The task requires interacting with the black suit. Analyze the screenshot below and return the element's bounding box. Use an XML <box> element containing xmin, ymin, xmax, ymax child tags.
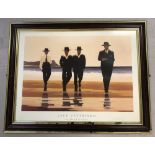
<box><xmin>60</xmin><ymin>55</ymin><xmax>72</xmax><ymax>91</ymax></box>
<box><xmin>42</xmin><ymin>56</ymin><xmax>51</xmax><ymax>91</ymax></box>
<box><xmin>73</xmin><ymin>54</ymin><xmax>86</xmax><ymax>91</ymax></box>
<box><xmin>98</xmin><ymin>50</ymin><xmax>115</xmax><ymax>93</ymax></box>
<box><xmin>42</xmin><ymin>62</ymin><xmax>51</xmax><ymax>85</ymax></box>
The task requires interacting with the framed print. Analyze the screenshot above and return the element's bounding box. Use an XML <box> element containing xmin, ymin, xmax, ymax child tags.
<box><xmin>5</xmin><ymin>21</ymin><xmax>151</xmax><ymax>133</ymax></box>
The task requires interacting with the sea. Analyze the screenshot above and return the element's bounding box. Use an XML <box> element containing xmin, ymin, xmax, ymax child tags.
<box><xmin>23</xmin><ymin>66</ymin><xmax>132</xmax><ymax>82</ymax></box>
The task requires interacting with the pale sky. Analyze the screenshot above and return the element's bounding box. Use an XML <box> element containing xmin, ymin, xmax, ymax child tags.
<box><xmin>23</xmin><ymin>30</ymin><xmax>133</xmax><ymax>66</ymax></box>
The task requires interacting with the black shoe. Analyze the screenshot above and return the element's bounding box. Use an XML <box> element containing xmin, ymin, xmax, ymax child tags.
<box><xmin>104</xmin><ymin>92</ymin><xmax>109</xmax><ymax>98</ymax></box>
<box><xmin>105</xmin><ymin>90</ymin><xmax>109</xmax><ymax>94</ymax></box>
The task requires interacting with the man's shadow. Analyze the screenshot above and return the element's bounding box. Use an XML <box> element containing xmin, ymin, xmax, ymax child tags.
<box><xmin>104</xmin><ymin>93</ymin><xmax>111</xmax><ymax>109</ymax></box>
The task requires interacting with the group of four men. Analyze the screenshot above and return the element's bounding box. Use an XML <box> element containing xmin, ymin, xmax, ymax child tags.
<box><xmin>40</xmin><ymin>42</ymin><xmax>115</xmax><ymax>94</ymax></box>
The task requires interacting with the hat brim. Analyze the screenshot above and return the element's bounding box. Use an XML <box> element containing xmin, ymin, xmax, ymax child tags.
<box><xmin>76</xmin><ymin>49</ymin><xmax>83</xmax><ymax>50</ymax></box>
<box><xmin>102</xmin><ymin>44</ymin><xmax>111</xmax><ymax>46</ymax></box>
<box><xmin>63</xmin><ymin>49</ymin><xmax>71</xmax><ymax>51</ymax></box>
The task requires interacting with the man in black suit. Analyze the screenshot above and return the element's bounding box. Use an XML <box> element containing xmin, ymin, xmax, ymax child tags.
<box><xmin>98</xmin><ymin>42</ymin><xmax>115</xmax><ymax>94</ymax></box>
<box><xmin>73</xmin><ymin>46</ymin><xmax>86</xmax><ymax>92</ymax></box>
<box><xmin>60</xmin><ymin>47</ymin><xmax>72</xmax><ymax>92</ymax></box>
<box><xmin>40</xmin><ymin>48</ymin><xmax>51</xmax><ymax>91</ymax></box>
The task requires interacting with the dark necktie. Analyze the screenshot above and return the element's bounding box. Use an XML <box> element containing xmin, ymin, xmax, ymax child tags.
<box><xmin>45</xmin><ymin>55</ymin><xmax>47</xmax><ymax>62</ymax></box>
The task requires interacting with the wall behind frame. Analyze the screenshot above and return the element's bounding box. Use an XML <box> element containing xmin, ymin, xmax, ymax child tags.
<box><xmin>0</xmin><ymin>18</ymin><xmax>154</xmax><ymax>137</ymax></box>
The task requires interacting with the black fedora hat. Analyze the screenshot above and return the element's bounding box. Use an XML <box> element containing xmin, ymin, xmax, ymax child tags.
<box><xmin>102</xmin><ymin>42</ymin><xmax>111</xmax><ymax>46</ymax></box>
<box><xmin>64</xmin><ymin>47</ymin><xmax>70</xmax><ymax>51</ymax></box>
<box><xmin>76</xmin><ymin>46</ymin><xmax>83</xmax><ymax>50</ymax></box>
<box><xmin>43</xmin><ymin>48</ymin><xmax>50</xmax><ymax>52</ymax></box>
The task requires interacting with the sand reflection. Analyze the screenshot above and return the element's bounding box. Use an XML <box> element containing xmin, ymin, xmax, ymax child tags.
<box><xmin>62</xmin><ymin>92</ymin><xmax>83</xmax><ymax>107</ymax></box>
<box><xmin>103</xmin><ymin>93</ymin><xmax>111</xmax><ymax>109</ymax></box>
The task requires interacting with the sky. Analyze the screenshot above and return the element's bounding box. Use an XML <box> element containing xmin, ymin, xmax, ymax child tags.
<box><xmin>23</xmin><ymin>30</ymin><xmax>134</xmax><ymax>66</ymax></box>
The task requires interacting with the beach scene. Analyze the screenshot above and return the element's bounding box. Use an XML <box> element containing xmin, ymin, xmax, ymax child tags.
<box><xmin>22</xmin><ymin>66</ymin><xmax>133</xmax><ymax>112</ymax></box>
<box><xmin>21</xmin><ymin>30</ymin><xmax>134</xmax><ymax>112</ymax></box>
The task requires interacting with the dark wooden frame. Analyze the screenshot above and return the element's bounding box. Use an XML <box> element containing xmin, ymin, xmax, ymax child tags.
<box><xmin>5</xmin><ymin>21</ymin><xmax>151</xmax><ymax>133</ymax></box>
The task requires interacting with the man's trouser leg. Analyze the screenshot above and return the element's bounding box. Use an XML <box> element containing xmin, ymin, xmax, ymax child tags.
<box><xmin>46</xmin><ymin>68</ymin><xmax>51</xmax><ymax>82</ymax></box>
<box><xmin>102</xmin><ymin>70</ymin><xmax>112</xmax><ymax>93</ymax></box>
<box><xmin>62</xmin><ymin>70</ymin><xmax>67</xmax><ymax>92</ymax></box>
<box><xmin>74</xmin><ymin>71</ymin><xmax>78</xmax><ymax>91</ymax></box>
<box><xmin>66</xmin><ymin>70</ymin><xmax>72</xmax><ymax>84</ymax></box>
<box><xmin>78</xmin><ymin>69</ymin><xmax>83</xmax><ymax>89</ymax></box>
<box><xmin>43</xmin><ymin>70</ymin><xmax>48</xmax><ymax>91</ymax></box>
<box><xmin>102</xmin><ymin>68</ymin><xmax>109</xmax><ymax>93</ymax></box>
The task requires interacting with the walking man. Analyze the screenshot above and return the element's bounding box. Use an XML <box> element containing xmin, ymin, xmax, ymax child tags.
<box><xmin>98</xmin><ymin>42</ymin><xmax>115</xmax><ymax>95</ymax></box>
<box><xmin>60</xmin><ymin>47</ymin><xmax>72</xmax><ymax>92</ymax></box>
<box><xmin>40</xmin><ymin>48</ymin><xmax>51</xmax><ymax>91</ymax></box>
<box><xmin>73</xmin><ymin>46</ymin><xmax>86</xmax><ymax>92</ymax></box>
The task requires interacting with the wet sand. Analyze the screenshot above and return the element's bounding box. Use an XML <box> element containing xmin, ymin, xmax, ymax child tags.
<box><xmin>22</xmin><ymin>96</ymin><xmax>133</xmax><ymax>112</ymax></box>
<box><xmin>22</xmin><ymin>80</ymin><xmax>133</xmax><ymax>112</ymax></box>
<box><xmin>22</xmin><ymin>80</ymin><xmax>133</xmax><ymax>98</ymax></box>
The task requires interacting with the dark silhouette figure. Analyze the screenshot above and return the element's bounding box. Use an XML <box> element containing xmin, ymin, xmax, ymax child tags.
<box><xmin>40</xmin><ymin>48</ymin><xmax>51</xmax><ymax>91</ymax></box>
<box><xmin>73</xmin><ymin>46</ymin><xmax>86</xmax><ymax>92</ymax></box>
<box><xmin>98</xmin><ymin>42</ymin><xmax>115</xmax><ymax>94</ymax></box>
<box><xmin>60</xmin><ymin>47</ymin><xmax>72</xmax><ymax>92</ymax></box>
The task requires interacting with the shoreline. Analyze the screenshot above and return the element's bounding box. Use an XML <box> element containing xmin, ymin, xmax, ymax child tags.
<box><xmin>22</xmin><ymin>80</ymin><xmax>133</xmax><ymax>98</ymax></box>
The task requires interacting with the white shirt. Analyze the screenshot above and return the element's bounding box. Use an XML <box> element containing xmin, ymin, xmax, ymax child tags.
<box><xmin>78</xmin><ymin>54</ymin><xmax>81</xmax><ymax>58</ymax></box>
<box><xmin>40</xmin><ymin>54</ymin><xmax>51</xmax><ymax>69</ymax></box>
<box><xmin>105</xmin><ymin>50</ymin><xmax>109</xmax><ymax>54</ymax></box>
<box><xmin>64</xmin><ymin>55</ymin><xmax>69</xmax><ymax>59</ymax></box>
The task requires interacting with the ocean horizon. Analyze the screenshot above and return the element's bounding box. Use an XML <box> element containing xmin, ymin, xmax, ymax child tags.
<box><xmin>24</xmin><ymin>66</ymin><xmax>132</xmax><ymax>74</ymax></box>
